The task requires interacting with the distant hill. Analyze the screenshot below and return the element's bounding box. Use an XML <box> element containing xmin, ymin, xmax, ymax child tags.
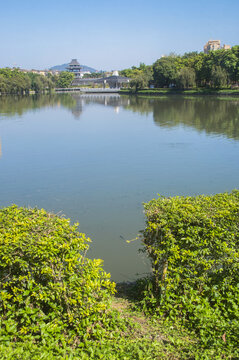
<box><xmin>50</xmin><ymin>63</ymin><xmax>97</xmax><ymax>73</ymax></box>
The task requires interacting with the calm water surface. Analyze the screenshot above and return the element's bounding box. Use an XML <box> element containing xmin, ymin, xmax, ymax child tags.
<box><xmin>0</xmin><ymin>94</ymin><xmax>239</xmax><ymax>281</ymax></box>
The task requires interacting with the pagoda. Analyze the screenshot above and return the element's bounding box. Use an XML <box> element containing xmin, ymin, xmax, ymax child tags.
<box><xmin>66</xmin><ymin>59</ymin><xmax>81</xmax><ymax>80</ymax></box>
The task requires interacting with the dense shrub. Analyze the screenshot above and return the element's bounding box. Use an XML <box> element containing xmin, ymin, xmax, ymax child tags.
<box><xmin>0</xmin><ymin>206</ymin><xmax>115</xmax><ymax>347</ymax></box>
<box><xmin>142</xmin><ymin>191</ymin><xmax>239</xmax><ymax>352</ymax></box>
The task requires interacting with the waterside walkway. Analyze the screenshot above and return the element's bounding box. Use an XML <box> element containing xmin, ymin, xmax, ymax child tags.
<box><xmin>55</xmin><ymin>88</ymin><xmax>120</xmax><ymax>93</ymax></box>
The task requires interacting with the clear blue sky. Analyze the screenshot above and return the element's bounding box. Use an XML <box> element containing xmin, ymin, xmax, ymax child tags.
<box><xmin>0</xmin><ymin>0</ymin><xmax>238</xmax><ymax>70</ymax></box>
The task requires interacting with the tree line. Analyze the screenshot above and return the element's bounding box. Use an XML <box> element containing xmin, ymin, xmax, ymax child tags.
<box><xmin>1</xmin><ymin>46</ymin><xmax>239</xmax><ymax>94</ymax></box>
<box><xmin>0</xmin><ymin>68</ymin><xmax>74</xmax><ymax>95</ymax></box>
<box><xmin>120</xmin><ymin>46</ymin><xmax>239</xmax><ymax>90</ymax></box>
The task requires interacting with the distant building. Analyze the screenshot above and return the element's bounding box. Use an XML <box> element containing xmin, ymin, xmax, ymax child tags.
<box><xmin>112</xmin><ymin>70</ymin><xmax>119</xmax><ymax>76</ymax></box>
<box><xmin>81</xmin><ymin>71</ymin><xmax>91</xmax><ymax>77</ymax></box>
<box><xmin>204</xmin><ymin>40</ymin><xmax>221</xmax><ymax>54</ymax></box>
<box><xmin>66</xmin><ymin>59</ymin><xmax>81</xmax><ymax>79</ymax></box>
<box><xmin>222</xmin><ymin>44</ymin><xmax>231</xmax><ymax>50</ymax></box>
<box><xmin>19</xmin><ymin>69</ymin><xmax>51</xmax><ymax>76</ymax></box>
<box><xmin>204</xmin><ymin>40</ymin><xmax>231</xmax><ymax>54</ymax></box>
<box><xmin>71</xmin><ymin>72</ymin><xmax>130</xmax><ymax>88</ymax></box>
<box><xmin>50</xmin><ymin>70</ymin><xmax>60</xmax><ymax>76</ymax></box>
<box><xmin>63</xmin><ymin>59</ymin><xmax>130</xmax><ymax>88</ymax></box>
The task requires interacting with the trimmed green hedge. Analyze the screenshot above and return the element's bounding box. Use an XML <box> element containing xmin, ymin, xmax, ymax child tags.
<box><xmin>142</xmin><ymin>191</ymin><xmax>239</xmax><ymax>351</ymax></box>
<box><xmin>0</xmin><ymin>206</ymin><xmax>115</xmax><ymax>347</ymax></box>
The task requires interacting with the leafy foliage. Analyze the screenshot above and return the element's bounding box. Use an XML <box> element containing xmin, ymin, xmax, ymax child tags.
<box><xmin>120</xmin><ymin>63</ymin><xmax>153</xmax><ymax>90</ymax></box>
<box><xmin>82</xmin><ymin>72</ymin><xmax>106</xmax><ymax>79</ymax></box>
<box><xmin>176</xmin><ymin>67</ymin><xmax>196</xmax><ymax>88</ymax></box>
<box><xmin>0</xmin><ymin>206</ymin><xmax>115</xmax><ymax>348</ymax></box>
<box><xmin>0</xmin><ymin>205</ymin><xmax>199</xmax><ymax>359</ymax></box>
<box><xmin>130</xmin><ymin>70</ymin><xmax>153</xmax><ymax>91</ymax></box>
<box><xmin>0</xmin><ymin>68</ymin><xmax>56</xmax><ymax>95</ymax></box>
<box><xmin>56</xmin><ymin>72</ymin><xmax>74</xmax><ymax>88</ymax></box>
<box><xmin>151</xmin><ymin>46</ymin><xmax>239</xmax><ymax>89</ymax></box>
<box><xmin>153</xmin><ymin>57</ymin><xmax>178</xmax><ymax>87</ymax></box>
<box><xmin>142</xmin><ymin>191</ymin><xmax>239</xmax><ymax>355</ymax></box>
<box><xmin>0</xmin><ymin>68</ymin><xmax>76</xmax><ymax>94</ymax></box>
<box><xmin>211</xmin><ymin>66</ymin><xmax>228</xmax><ymax>88</ymax></box>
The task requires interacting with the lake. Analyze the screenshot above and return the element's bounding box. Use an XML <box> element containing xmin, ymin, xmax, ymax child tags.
<box><xmin>0</xmin><ymin>94</ymin><xmax>239</xmax><ymax>281</ymax></box>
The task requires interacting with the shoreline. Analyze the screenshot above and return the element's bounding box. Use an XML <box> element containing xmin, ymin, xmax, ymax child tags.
<box><xmin>119</xmin><ymin>88</ymin><xmax>239</xmax><ymax>96</ymax></box>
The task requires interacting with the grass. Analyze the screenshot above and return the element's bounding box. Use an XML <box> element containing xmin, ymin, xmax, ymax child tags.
<box><xmin>110</xmin><ymin>282</ymin><xmax>198</xmax><ymax>360</ymax></box>
<box><xmin>119</xmin><ymin>88</ymin><xmax>239</xmax><ymax>96</ymax></box>
<box><xmin>0</xmin><ymin>281</ymin><xmax>200</xmax><ymax>360</ymax></box>
<box><xmin>0</xmin><ymin>281</ymin><xmax>235</xmax><ymax>359</ymax></box>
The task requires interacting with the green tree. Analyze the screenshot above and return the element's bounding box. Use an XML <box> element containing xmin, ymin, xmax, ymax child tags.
<box><xmin>56</xmin><ymin>72</ymin><xmax>74</xmax><ymax>88</ymax></box>
<box><xmin>211</xmin><ymin>66</ymin><xmax>228</xmax><ymax>88</ymax></box>
<box><xmin>0</xmin><ymin>75</ymin><xmax>9</xmax><ymax>94</ymax></box>
<box><xmin>130</xmin><ymin>74</ymin><xmax>147</xmax><ymax>90</ymax></box>
<box><xmin>9</xmin><ymin>72</ymin><xmax>30</xmax><ymax>95</ymax></box>
<box><xmin>0</xmin><ymin>68</ymin><xmax>54</xmax><ymax>94</ymax></box>
<box><xmin>182</xmin><ymin>51</ymin><xmax>198</xmax><ymax>59</ymax></box>
<box><xmin>30</xmin><ymin>75</ymin><xmax>44</xmax><ymax>92</ymax></box>
<box><xmin>130</xmin><ymin>66</ymin><xmax>153</xmax><ymax>91</ymax></box>
<box><xmin>83</xmin><ymin>72</ymin><xmax>105</xmax><ymax>78</ymax></box>
<box><xmin>231</xmin><ymin>46</ymin><xmax>239</xmax><ymax>83</ymax></box>
<box><xmin>177</xmin><ymin>67</ymin><xmax>196</xmax><ymax>88</ymax></box>
<box><xmin>153</xmin><ymin>57</ymin><xmax>178</xmax><ymax>87</ymax></box>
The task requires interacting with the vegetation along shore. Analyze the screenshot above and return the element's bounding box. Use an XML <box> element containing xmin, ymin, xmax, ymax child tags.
<box><xmin>119</xmin><ymin>88</ymin><xmax>239</xmax><ymax>96</ymax></box>
<box><xmin>1</xmin><ymin>190</ymin><xmax>239</xmax><ymax>359</ymax></box>
<box><xmin>0</xmin><ymin>46</ymin><xmax>239</xmax><ymax>95</ymax></box>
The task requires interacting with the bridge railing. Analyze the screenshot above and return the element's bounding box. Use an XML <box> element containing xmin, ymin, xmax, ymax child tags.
<box><xmin>55</xmin><ymin>88</ymin><xmax>121</xmax><ymax>93</ymax></box>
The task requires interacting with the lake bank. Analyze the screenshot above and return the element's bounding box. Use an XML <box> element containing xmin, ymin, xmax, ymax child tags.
<box><xmin>120</xmin><ymin>88</ymin><xmax>239</xmax><ymax>96</ymax></box>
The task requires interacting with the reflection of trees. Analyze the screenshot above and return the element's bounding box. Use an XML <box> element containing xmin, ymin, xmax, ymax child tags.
<box><xmin>0</xmin><ymin>94</ymin><xmax>129</xmax><ymax>119</ymax></box>
<box><xmin>1</xmin><ymin>94</ymin><xmax>239</xmax><ymax>140</ymax></box>
<box><xmin>123</xmin><ymin>96</ymin><xmax>155</xmax><ymax>116</ymax></box>
<box><xmin>153</xmin><ymin>97</ymin><xmax>239</xmax><ymax>140</ymax></box>
<box><xmin>0</xmin><ymin>94</ymin><xmax>76</xmax><ymax>118</ymax></box>
<box><xmin>124</xmin><ymin>96</ymin><xmax>239</xmax><ymax>140</ymax></box>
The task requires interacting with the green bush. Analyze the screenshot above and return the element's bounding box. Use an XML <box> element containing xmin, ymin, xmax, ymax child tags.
<box><xmin>142</xmin><ymin>191</ymin><xmax>239</xmax><ymax>352</ymax></box>
<box><xmin>0</xmin><ymin>205</ymin><xmax>115</xmax><ymax>347</ymax></box>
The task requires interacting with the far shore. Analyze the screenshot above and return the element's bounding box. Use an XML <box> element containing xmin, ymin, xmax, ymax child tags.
<box><xmin>1</xmin><ymin>88</ymin><xmax>239</xmax><ymax>97</ymax></box>
<box><xmin>119</xmin><ymin>88</ymin><xmax>239</xmax><ymax>96</ymax></box>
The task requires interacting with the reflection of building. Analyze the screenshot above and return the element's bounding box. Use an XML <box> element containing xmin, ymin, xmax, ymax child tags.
<box><xmin>70</xmin><ymin>95</ymin><xmax>85</xmax><ymax>118</ymax></box>
<box><xmin>204</xmin><ymin>40</ymin><xmax>231</xmax><ymax>54</ymax></box>
<box><xmin>66</xmin><ymin>94</ymin><xmax>131</xmax><ymax>118</ymax></box>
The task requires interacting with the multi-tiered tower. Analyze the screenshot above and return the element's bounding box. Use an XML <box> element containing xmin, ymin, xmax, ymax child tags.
<box><xmin>66</xmin><ymin>59</ymin><xmax>81</xmax><ymax>80</ymax></box>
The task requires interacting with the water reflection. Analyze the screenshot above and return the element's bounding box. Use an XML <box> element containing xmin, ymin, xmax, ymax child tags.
<box><xmin>125</xmin><ymin>96</ymin><xmax>239</xmax><ymax>140</ymax></box>
<box><xmin>0</xmin><ymin>93</ymin><xmax>239</xmax><ymax>281</ymax></box>
<box><xmin>0</xmin><ymin>94</ymin><xmax>75</xmax><ymax>117</ymax></box>
<box><xmin>69</xmin><ymin>94</ymin><xmax>128</xmax><ymax>118</ymax></box>
<box><xmin>0</xmin><ymin>94</ymin><xmax>238</xmax><ymax>140</ymax></box>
